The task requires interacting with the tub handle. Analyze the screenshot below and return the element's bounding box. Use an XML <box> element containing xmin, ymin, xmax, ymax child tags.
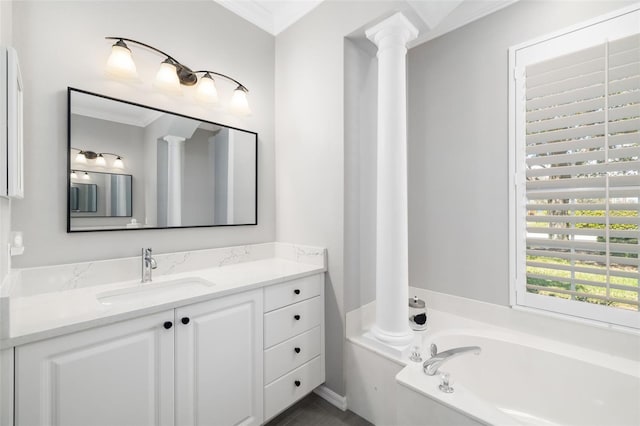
<box><xmin>430</xmin><ymin>343</ymin><xmax>438</xmax><ymax>357</ymax></box>
<box><xmin>439</xmin><ymin>372</ymin><xmax>454</xmax><ymax>393</ymax></box>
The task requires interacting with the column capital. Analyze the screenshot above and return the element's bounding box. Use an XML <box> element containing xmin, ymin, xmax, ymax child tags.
<box><xmin>365</xmin><ymin>12</ymin><xmax>419</xmax><ymax>49</ymax></box>
<box><xmin>163</xmin><ymin>135</ymin><xmax>186</xmax><ymax>145</ymax></box>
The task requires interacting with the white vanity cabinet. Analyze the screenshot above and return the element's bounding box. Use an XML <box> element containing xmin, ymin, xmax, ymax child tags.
<box><xmin>15</xmin><ymin>310</ymin><xmax>176</xmax><ymax>426</ymax></box>
<box><xmin>263</xmin><ymin>274</ymin><xmax>325</xmax><ymax>421</ymax></box>
<box><xmin>9</xmin><ymin>268</ymin><xmax>326</xmax><ymax>426</ymax></box>
<box><xmin>15</xmin><ymin>289</ymin><xmax>263</xmax><ymax>426</ymax></box>
<box><xmin>175</xmin><ymin>290</ymin><xmax>263</xmax><ymax>426</ymax></box>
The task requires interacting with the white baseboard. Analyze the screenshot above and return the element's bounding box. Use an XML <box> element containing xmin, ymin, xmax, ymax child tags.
<box><xmin>314</xmin><ymin>385</ymin><xmax>348</xmax><ymax>411</ymax></box>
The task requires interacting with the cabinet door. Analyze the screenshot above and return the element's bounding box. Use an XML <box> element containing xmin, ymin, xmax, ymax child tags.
<box><xmin>175</xmin><ymin>290</ymin><xmax>263</xmax><ymax>426</ymax></box>
<box><xmin>16</xmin><ymin>311</ymin><xmax>175</xmax><ymax>426</ymax></box>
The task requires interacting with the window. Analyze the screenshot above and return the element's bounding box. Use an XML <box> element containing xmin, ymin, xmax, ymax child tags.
<box><xmin>509</xmin><ymin>6</ymin><xmax>639</xmax><ymax>328</ymax></box>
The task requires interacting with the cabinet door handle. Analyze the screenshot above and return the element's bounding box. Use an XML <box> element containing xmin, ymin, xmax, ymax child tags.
<box><xmin>294</xmin><ymin>347</ymin><xmax>301</xmax><ymax>354</ymax></box>
<box><xmin>181</xmin><ymin>317</ymin><xmax>190</xmax><ymax>325</ymax></box>
<box><xmin>294</xmin><ymin>289</ymin><xmax>301</xmax><ymax>295</ymax></box>
<box><xmin>294</xmin><ymin>380</ymin><xmax>301</xmax><ymax>387</ymax></box>
<box><xmin>163</xmin><ymin>321</ymin><xmax>173</xmax><ymax>329</ymax></box>
<box><xmin>294</xmin><ymin>315</ymin><xmax>301</xmax><ymax>321</ymax></box>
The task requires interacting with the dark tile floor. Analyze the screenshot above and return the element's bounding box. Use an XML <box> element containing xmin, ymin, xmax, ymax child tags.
<box><xmin>265</xmin><ymin>393</ymin><xmax>372</xmax><ymax>426</ymax></box>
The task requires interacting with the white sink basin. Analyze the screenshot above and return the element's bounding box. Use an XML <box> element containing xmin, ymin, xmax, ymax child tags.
<box><xmin>97</xmin><ymin>277</ymin><xmax>215</xmax><ymax>306</ymax></box>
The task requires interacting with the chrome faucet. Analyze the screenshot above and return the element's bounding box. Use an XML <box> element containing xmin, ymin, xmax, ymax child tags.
<box><xmin>141</xmin><ymin>248</ymin><xmax>157</xmax><ymax>283</ymax></box>
<box><xmin>423</xmin><ymin>343</ymin><xmax>481</xmax><ymax>376</ymax></box>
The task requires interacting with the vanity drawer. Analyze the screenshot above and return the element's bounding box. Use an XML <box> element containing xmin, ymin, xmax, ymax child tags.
<box><xmin>264</xmin><ymin>296</ymin><xmax>321</xmax><ymax>348</ymax></box>
<box><xmin>264</xmin><ymin>326</ymin><xmax>321</xmax><ymax>384</ymax></box>
<box><xmin>264</xmin><ymin>274</ymin><xmax>322</xmax><ymax>312</ymax></box>
<box><xmin>264</xmin><ymin>356</ymin><xmax>323</xmax><ymax>422</ymax></box>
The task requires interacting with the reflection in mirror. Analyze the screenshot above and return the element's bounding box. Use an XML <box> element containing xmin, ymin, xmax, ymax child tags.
<box><xmin>70</xmin><ymin>172</ymin><xmax>132</xmax><ymax>217</ymax></box>
<box><xmin>67</xmin><ymin>88</ymin><xmax>258</xmax><ymax>232</ymax></box>
<box><xmin>70</xmin><ymin>183</ymin><xmax>97</xmax><ymax>213</ymax></box>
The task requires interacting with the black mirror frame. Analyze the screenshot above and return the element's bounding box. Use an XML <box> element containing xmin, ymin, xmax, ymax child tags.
<box><xmin>66</xmin><ymin>87</ymin><xmax>258</xmax><ymax>233</ymax></box>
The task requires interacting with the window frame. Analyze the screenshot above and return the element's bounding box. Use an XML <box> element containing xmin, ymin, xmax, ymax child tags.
<box><xmin>508</xmin><ymin>4</ymin><xmax>640</xmax><ymax>329</ymax></box>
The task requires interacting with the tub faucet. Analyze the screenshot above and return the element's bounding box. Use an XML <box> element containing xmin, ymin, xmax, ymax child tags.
<box><xmin>423</xmin><ymin>343</ymin><xmax>481</xmax><ymax>376</ymax></box>
<box><xmin>141</xmin><ymin>248</ymin><xmax>157</xmax><ymax>283</ymax></box>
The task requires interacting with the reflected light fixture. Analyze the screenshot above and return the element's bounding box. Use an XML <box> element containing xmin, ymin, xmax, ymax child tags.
<box><xmin>113</xmin><ymin>156</ymin><xmax>125</xmax><ymax>169</ymax></box>
<box><xmin>70</xmin><ymin>171</ymin><xmax>78</xmax><ymax>179</ymax></box>
<box><xmin>82</xmin><ymin>172</ymin><xmax>91</xmax><ymax>180</ymax></box>
<box><xmin>75</xmin><ymin>151</ymin><xmax>87</xmax><ymax>164</ymax></box>
<box><xmin>72</xmin><ymin>148</ymin><xmax>125</xmax><ymax>169</ymax></box>
<box><xmin>95</xmin><ymin>154</ymin><xmax>106</xmax><ymax>167</ymax></box>
<box><xmin>105</xmin><ymin>37</ymin><xmax>250</xmax><ymax>114</ymax></box>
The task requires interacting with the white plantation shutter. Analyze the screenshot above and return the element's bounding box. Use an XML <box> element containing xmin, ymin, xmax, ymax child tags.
<box><xmin>511</xmin><ymin>8</ymin><xmax>640</xmax><ymax>328</ymax></box>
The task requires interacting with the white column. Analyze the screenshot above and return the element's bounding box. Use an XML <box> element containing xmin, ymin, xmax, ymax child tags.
<box><xmin>366</xmin><ymin>13</ymin><xmax>418</xmax><ymax>346</ymax></box>
<box><xmin>164</xmin><ymin>135</ymin><xmax>185</xmax><ymax>227</ymax></box>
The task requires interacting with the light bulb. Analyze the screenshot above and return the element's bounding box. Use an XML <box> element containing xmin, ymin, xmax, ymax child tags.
<box><xmin>95</xmin><ymin>154</ymin><xmax>106</xmax><ymax>167</ymax></box>
<box><xmin>82</xmin><ymin>172</ymin><xmax>91</xmax><ymax>180</ymax></box>
<box><xmin>230</xmin><ymin>86</ymin><xmax>251</xmax><ymax>116</ymax></box>
<box><xmin>75</xmin><ymin>151</ymin><xmax>87</xmax><ymax>164</ymax></box>
<box><xmin>154</xmin><ymin>59</ymin><xmax>182</xmax><ymax>94</ymax></box>
<box><xmin>106</xmin><ymin>40</ymin><xmax>137</xmax><ymax>79</ymax></box>
<box><xmin>70</xmin><ymin>171</ymin><xmax>78</xmax><ymax>179</ymax></box>
<box><xmin>195</xmin><ymin>73</ymin><xmax>218</xmax><ymax>104</ymax></box>
<box><xmin>113</xmin><ymin>156</ymin><xmax>125</xmax><ymax>169</ymax></box>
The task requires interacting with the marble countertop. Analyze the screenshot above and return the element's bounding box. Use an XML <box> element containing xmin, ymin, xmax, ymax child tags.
<box><xmin>2</xmin><ymin>257</ymin><xmax>325</xmax><ymax>348</ymax></box>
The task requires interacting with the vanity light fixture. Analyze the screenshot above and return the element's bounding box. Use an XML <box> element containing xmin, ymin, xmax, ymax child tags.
<box><xmin>106</xmin><ymin>39</ymin><xmax>137</xmax><ymax>79</ymax></box>
<box><xmin>82</xmin><ymin>172</ymin><xmax>91</xmax><ymax>180</ymax></box>
<box><xmin>195</xmin><ymin>72</ymin><xmax>218</xmax><ymax>104</ymax></box>
<box><xmin>72</xmin><ymin>148</ymin><xmax>125</xmax><ymax>169</ymax></box>
<box><xmin>70</xmin><ymin>171</ymin><xmax>78</xmax><ymax>179</ymax></box>
<box><xmin>105</xmin><ymin>37</ymin><xmax>251</xmax><ymax>115</ymax></box>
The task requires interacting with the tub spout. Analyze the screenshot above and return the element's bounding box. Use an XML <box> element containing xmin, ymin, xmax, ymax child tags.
<box><xmin>423</xmin><ymin>344</ymin><xmax>481</xmax><ymax>376</ymax></box>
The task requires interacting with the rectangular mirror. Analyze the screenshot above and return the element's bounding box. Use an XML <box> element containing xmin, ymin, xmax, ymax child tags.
<box><xmin>67</xmin><ymin>88</ymin><xmax>258</xmax><ymax>232</ymax></box>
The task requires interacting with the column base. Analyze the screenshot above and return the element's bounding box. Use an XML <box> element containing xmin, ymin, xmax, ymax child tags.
<box><xmin>369</xmin><ymin>324</ymin><xmax>413</xmax><ymax>349</ymax></box>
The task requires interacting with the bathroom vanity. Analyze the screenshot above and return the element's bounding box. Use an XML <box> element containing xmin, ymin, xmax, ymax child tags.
<box><xmin>0</xmin><ymin>242</ymin><xmax>326</xmax><ymax>426</ymax></box>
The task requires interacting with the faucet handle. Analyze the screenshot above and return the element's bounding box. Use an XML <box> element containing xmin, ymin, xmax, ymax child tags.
<box><xmin>439</xmin><ymin>372</ymin><xmax>454</xmax><ymax>393</ymax></box>
<box><xmin>430</xmin><ymin>343</ymin><xmax>438</xmax><ymax>357</ymax></box>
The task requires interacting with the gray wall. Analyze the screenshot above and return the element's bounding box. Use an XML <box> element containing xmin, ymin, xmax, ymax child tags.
<box><xmin>344</xmin><ymin>38</ymin><xmax>378</xmax><ymax>313</ymax></box>
<box><xmin>275</xmin><ymin>0</ymin><xmax>402</xmax><ymax>397</ymax></box>
<box><xmin>407</xmin><ymin>0</ymin><xmax>633</xmax><ymax>305</ymax></box>
<box><xmin>11</xmin><ymin>0</ymin><xmax>275</xmax><ymax>267</ymax></box>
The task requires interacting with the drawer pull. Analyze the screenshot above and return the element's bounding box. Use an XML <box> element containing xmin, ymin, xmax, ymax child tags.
<box><xmin>163</xmin><ymin>321</ymin><xmax>173</xmax><ymax>330</ymax></box>
<box><xmin>294</xmin><ymin>315</ymin><xmax>301</xmax><ymax>321</ymax></box>
<box><xmin>294</xmin><ymin>347</ymin><xmax>301</xmax><ymax>354</ymax></box>
<box><xmin>181</xmin><ymin>317</ymin><xmax>190</xmax><ymax>325</ymax></box>
<box><xmin>294</xmin><ymin>380</ymin><xmax>301</xmax><ymax>387</ymax></box>
<box><xmin>294</xmin><ymin>289</ymin><xmax>301</xmax><ymax>295</ymax></box>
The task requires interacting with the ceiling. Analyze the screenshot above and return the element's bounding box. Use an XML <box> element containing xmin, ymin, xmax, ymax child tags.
<box><xmin>214</xmin><ymin>0</ymin><xmax>519</xmax><ymax>45</ymax></box>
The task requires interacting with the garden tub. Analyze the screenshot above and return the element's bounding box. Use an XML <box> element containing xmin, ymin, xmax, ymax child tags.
<box><xmin>396</xmin><ymin>328</ymin><xmax>640</xmax><ymax>426</ymax></box>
